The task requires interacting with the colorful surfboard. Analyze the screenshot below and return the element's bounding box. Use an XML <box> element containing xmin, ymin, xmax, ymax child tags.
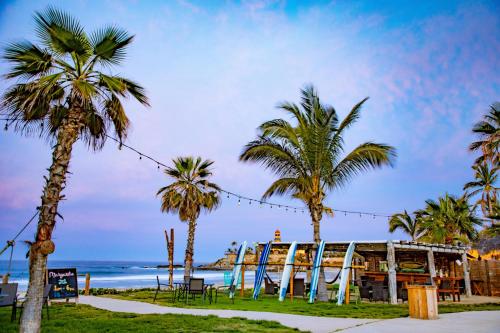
<box><xmin>337</xmin><ymin>241</ymin><xmax>356</xmax><ymax>305</ymax></box>
<box><xmin>252</xmin><ymin>241</ymin><xmax>272</xmax><ymax>300</ymax></box>
<box><xmin>229</xmin><ymin>241</ymin><xmax>247</xmax><ymax>298</ymax></box>
<box><xmin>308</xmin><ymin>240</ymin><xmax>326</xmax><ymax>303</ymax></box>
<box><xmin>279</xmin><ymin>241</ymin><xmax>297</xmax><ymax>301</ymax></box>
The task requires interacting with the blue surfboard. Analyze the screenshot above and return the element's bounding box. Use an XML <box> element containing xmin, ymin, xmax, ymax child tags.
<box><xmin>308</xmin><ymin>240</ymin><xmax>326</xmax><ymax>303</ymax></box>
<box><xmin>229</xmin><ymin>241</ymin><xmax>247</xmax><ymax>298</ymax></box>
<box><xmin>337</xmin><ymin>241</ymin><xmax>356</xmax><ymax>305</ymax></box>
<box><xmin>252</xmin><ymin>241</ymin><xmax>272</xmax><ymax>300</ymax></box>
<box><xmin>279</xmin><ymin>241</ymin><xmax>297</xmax><ymax>301</ymax></box>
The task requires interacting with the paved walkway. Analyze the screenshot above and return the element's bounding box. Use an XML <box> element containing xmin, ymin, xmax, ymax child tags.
<box><xmin>79</xmin><ymin>296</ymin><xmax>375</xmax><ymax>333</ymax></box>
<box><xmin>342</xmin><ymin>311</ymin><xmax>500</xmax><ymax>333</ymax></box>
<box><xmin>79</xmin><ymin>296</ymin><xmax>500</xmax><ymax>333</ymax></box>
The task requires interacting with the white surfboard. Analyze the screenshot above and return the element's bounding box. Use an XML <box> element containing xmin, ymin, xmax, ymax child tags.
<box><xmin>279</xmin><ymin>241</ymin><xmax>297</xmax><ymax>301</ymax></box>
<box><xmin>337</xmin><ymin>241</ymin><xmax>356</xmax><ymax>305</ymax></box>
<box><xmin>229</xmin><ymin>241</ymin><xmax>247</xmax><ymax>298</ymax></box>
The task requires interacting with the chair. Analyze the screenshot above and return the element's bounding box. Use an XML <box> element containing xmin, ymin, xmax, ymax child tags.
<box><xmin>215</xmin><ymin>284</ymin><xmax>235</xmax><ymax>304</ymax></box>
<box><xmin>16</xmin><ymin>284</ymin><xmax>52</xmax><ymax>321</ymax></box>
<box><xmin>186</xmin><ymin>278</ymin><xmax>205</xmax><ymax>303</ymax></box>
<box><xmin>397</xmin><ymin>283</ymin><xmax>408</xmax><ymax>303</ymax></box>
<box><xmin>435</xmin><ymin>278</ymin><xmax>460</xmax><ymax>302</ymax></box>
<box><xmin>290</xmin><ymin>278</ymin><xmax>306</xmax><ymax>298</ymax></box>
<box><xmin>153</xmin><ymin>276</ymin><xmax>174</xmax><ymax>303</ymax></box>
<box><xmin>0</xmin><ymin>283</ymin><xmax>18</xmax><ymax>322</ymax></box>
<box><xmin>370</xmin><ymin>282</ymin><xmax>389</xmax><ymax>302</ymax></box>
<box><xmin>349</xmin><ymin>285</ymin><xmax>361</xmax><ymax>304</ymax></box>
<box><xmin>264</xmin><ymin>276</ymin><xmax>279</xmax><ymax>295</ymax></box>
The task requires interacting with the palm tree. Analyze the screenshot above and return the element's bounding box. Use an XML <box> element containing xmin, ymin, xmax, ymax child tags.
<box><xmin>469</xmin><ymin>103</ymin><xmax>499</xmax><ymax>165</ymax></box>
<box><xmin>239</xmin><ymin>85</ymin><xmax>396</xmax><ymax>301</ymax></box>
<box><xmin>388</xmin><ymin>210</ymin><xmax>425</xmax><ymax>241</ymax></box>
<box><xmin>157</xmin><ymin>157</ymin><xmax>220</xmax><ymax>280</ymax></box>
<box><xmin>417</xmin><ymin>194</ymin><xmax>482</xmax><ymax>245</ymax></box>
<box><xmin>464</xmin><ymin>163</ymin><xmax>498</xmax><ymax>221</ymax></box>
<box><xmin>1</xmin><ymin>7</ymin><xmax>149</xmax><ymax>331</ymax></box>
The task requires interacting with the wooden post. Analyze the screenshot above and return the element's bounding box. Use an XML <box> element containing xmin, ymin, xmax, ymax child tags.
<box><xmin>345</xmin><ymin>269</ymin><xmax>351</xmax><ymax>304</ymax></box>
<box><xmin>165</xmin><ymin>229</ymin><xmax>174</xmax><ymax>288</ymax></box>
<box><xmin>170</xmin><ymin>229</ymin><xmax>174</xmax><ymax>288</ymax></box>
<box><xmin>2</xmin><ymin>274</ymin><xmax>9</xmax><ymax>283</ymax></box>
<box><xmin>290</xmin><ymin>272</ymin><xmax>294</xmax><ymax>301</ymax></box>
<box><xmin>485</xmin><ymin>260</ymin><xmax>492</xmax><ymax>296</ymax></box>
<box><xmin>240</xmin><ymin>264</ymin><xmax>245</xmax><ymax>297</ymax></box>
<box><xmin>427</xmin><ymin>250</ymin><xmax>436</xmax><ymax>286</ymax></box>
<box><xmin>84</xmin><ymin>273</ymin><xmax>90</xmax><ymax>296</ymax></box>
<box><xmin>387</xmin><ymin>241</ymin><xmax>398</xmax><ymax>304</ymax></box>
<box><xmin>461</xmin><ymin>252</ymin><xmax>472</xmax><ymax>297</ymax></box>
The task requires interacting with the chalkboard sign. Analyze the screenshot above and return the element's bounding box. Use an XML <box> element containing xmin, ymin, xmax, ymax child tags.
<box><xmin>47</xmin><ymin>268</ymin><xmax>79</xmax><ymax>299</ymax></box>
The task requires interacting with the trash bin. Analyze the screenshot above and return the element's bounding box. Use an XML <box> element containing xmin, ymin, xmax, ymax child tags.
<box><xmin>407</xmin><ymin>285</ymin><xmax>438</xmax><ymax>320</ymax></box>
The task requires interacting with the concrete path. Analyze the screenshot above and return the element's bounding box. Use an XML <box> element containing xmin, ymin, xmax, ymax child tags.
<box><xmin>79</xmin><ymin>296</ymin><xmax>500</xmax><ymax>333</ymax></box>
<box><xmin>78</xmin><ymin>296</ymin><xmax>375</xmax><ymax>333</ymax></box>
<box><xmin>342</xmin><ymin>311</ymin><xmax>500</xmax><ymax>333</ymax></box>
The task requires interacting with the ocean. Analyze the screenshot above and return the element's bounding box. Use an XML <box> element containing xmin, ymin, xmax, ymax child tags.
<box><xmin>0</xmin><ymin>260</ymin><xmax>256</xmax><ymax>291</ymax></box>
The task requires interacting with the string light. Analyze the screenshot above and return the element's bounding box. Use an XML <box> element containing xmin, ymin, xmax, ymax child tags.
<box><xmin>0</xmin><ymin>120</ymin><xmax>394</xmax><ymax>220</ymax></box>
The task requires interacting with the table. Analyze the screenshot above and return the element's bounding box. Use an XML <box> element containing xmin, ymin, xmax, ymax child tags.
<box><xmin>173</xmin><ymin>282</ymin><xmax>215</xmax><ymax>304</ymax></box>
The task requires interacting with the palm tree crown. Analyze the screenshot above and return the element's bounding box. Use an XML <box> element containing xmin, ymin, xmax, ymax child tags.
<box><xmin>464</xmin><ymin>163</ymin><xmax>498</xmax><ymax>219</ymax></box>
<box><xmin>240</xmin><ymin>85</ymin><xmax>396</xmax><ymax>238</ymax></box>
<box><xmin>417</xmin><ymin>194</ymin><xmax>482</xmax><ymax>245</ymax></box>
<box><xmin>157</xmin><ymin>157</ymin><xmax>220</xmax><ymax>220</ymax></box>
<box><xmin>469</xmin><ymin>103</ymin><xmax>499</xmax><ymax>165</ymax></box>
<box><xmin>388</xmin><ymin>210</ymin><xmax>425</xmax><ymax>241</ymax></box>
<box><xmin>1</xmin><ymin>6</ymin><xmax>149</xmax><ymax>147</ymax></box>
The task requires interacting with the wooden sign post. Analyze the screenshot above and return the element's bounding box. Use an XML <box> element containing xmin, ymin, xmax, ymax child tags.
<box><xmin>47</xmin><ymin>268</ymin><xmax>79</xmax><ymax>301</ymax></box>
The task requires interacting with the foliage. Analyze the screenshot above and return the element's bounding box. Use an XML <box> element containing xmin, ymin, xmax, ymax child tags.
<box><xmin>416</xmin><ymin>194</ymin><xmax>482</xmax><ymax>244</ymax></box>
<box><xmin>239</xmin><ymin>85</ymin><xmax>396</xmax><ymax>236</ymax></box>
<box><xmin>469</xmin><ymin>102</ymin><xmax>500</xmax><ymax>165</ymax></box>
<box><xmin>464</xmin><ymin>163</ymin><xmax>498</xmax><ymax>219</ymax></box>
<box><xmin>1</xmin><ymin>6</ymin><xmax>150</xmax><ymax>148</ymax></box>
<box><xmin>157</xmin><ymin>157</ymin><xmax>220</xmax><ymax>221</ymax></box>
<box><xmin>388</xmin><ymin>210</ymin><xmax>426</xmax><ymax>241</ymax></box>
<box><xmin>0</xmin><ymin>303</ymin><xmax>299</xmax><ymax>333</ymax></box>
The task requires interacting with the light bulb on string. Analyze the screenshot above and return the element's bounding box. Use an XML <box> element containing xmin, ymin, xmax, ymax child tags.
<box><xmin>359</xmin><ymin>213</ymin><xmax>362</xmax><ymax>218</ymax></box>
<box><xmin>249</xmin><ymin>200</ymin><xmax>251</xmax><ymax>205</ymax></box>
<box><xmin>157</xmin><ymin>164</ymin><xmax>160</xmax><ymax>170</ymax></box>
<box><xmin>238</xmin><ymin>198</ymin><xmax>241</xmax><ymax>206</ymax></box>
<box><xmin>4</xmin><ymin>122</ymin><xmax>8</xmax><ymax>131</ymax></box>
<box><xmin>139</xmin><ymin>154</ymin><xmax>142</xmax><ymax>160</ymax></box>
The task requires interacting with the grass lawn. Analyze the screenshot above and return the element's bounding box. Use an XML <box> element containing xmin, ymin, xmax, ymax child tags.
<box><xmin>104</xmin><ymin>288</ymin><xmax>500</xmax><ymax>319</ymax></box>
<box><xmin>0</xmin><ymin>303</ymin><xmax>302</xmax><ymax>333</ymax></box>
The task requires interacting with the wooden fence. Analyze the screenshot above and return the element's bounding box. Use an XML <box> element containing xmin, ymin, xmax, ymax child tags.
<box><xmin>469</xmin><ymin>259</ymin><xmax>500</xmax><ymax>297</ymax></box>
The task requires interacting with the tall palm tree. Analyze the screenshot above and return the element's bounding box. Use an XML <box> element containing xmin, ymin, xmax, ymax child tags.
<box><xmin>464</xmin><ymin>163</ymin><xmax>498</xmax><ymax>221</ymax></box>
<box><xmin>157</xmin><ymin>157</ymin><xmax>220</xmax><ymax>280</ymax></box>
<box><xmin>469</xmin><ymin>103</ymin><xmax>499</xmax><ymax>165</ymax></box>
<box><xmin>1</xmin><ymin>7</ymin><xmax>149</xmax><ymax>332</ymax></box>
<box><xmin>388</xmin><ymin>210</ymin><xmax>425</xmax><ymax>241</ymax></box>
<box><xmin>417</xmin><ymin>194</ymin><xmax>482</xmax><ymax>245</ymax></box>
<box><xmin>239</xmin><ymin>85</ymin><xmax>396</xmax><ymax>301</ymax></box>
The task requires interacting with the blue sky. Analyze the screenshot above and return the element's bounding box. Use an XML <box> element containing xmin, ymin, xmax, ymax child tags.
<box><xmin>0</xmin><ymin>0</ymin><xmax>499</xmax><ymax>262</ymax></box>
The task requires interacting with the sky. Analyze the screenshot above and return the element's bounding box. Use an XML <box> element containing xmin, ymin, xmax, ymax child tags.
<box><xmin>0</xmin><ymin>0</ymin><xmax>499</xmax><ymax>263</ymax></box>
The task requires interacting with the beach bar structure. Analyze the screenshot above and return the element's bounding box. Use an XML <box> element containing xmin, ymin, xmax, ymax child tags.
<box><xmin>258</xmin><ymin>240</ymin><xmax>471</xmax><ymax>304</ymax></box>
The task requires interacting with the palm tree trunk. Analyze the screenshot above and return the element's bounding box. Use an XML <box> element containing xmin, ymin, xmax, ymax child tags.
<box><xmin>310</xmin><ymin>205</ymin><xmax>328</xmax><ymax>302</ymax></box>
<box><xmin>20</xmin><ymin>115</ymin><xmax>82</xmax><ymax>333</ymax></box>
<box><xmin>184</xmin><ymin>218</ymin><xmax>197</xmax><ymax>280</ymax></box>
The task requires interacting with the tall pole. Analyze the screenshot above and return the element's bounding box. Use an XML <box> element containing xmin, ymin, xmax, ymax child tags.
<box><xmin>387</xmin><ymin>241</ymin><xmax>398</xmax><ymax>304</ymax></box>
<box><xmin>165</xmin><ymin>229</ymin><xmax>174</xmax><ymax>288</ymax></box>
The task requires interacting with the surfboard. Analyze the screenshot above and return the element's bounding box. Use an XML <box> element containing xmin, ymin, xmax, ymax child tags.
<box><xmin>252</xmin><ymin>241</ymin><xmax>272</xmax><ymax>300</ymax></box>
<box><xmin>337</xmin><ymin>241</ymin><xmax>356</xmax><ymax>305</ymax></box>
<box><xmin>279</xmin><ymin>241</ymin><xmax>297</xmax><ymax>301</ymax></box>
<box><xmin>229</xmin><ymin>241</ymin><xmax>247</xmax><ymax>298</ymax></box>
<box><xmin>308</xmin><ymin>240</ymin><xmax>326</xmax><ymax>303</ymax></box>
